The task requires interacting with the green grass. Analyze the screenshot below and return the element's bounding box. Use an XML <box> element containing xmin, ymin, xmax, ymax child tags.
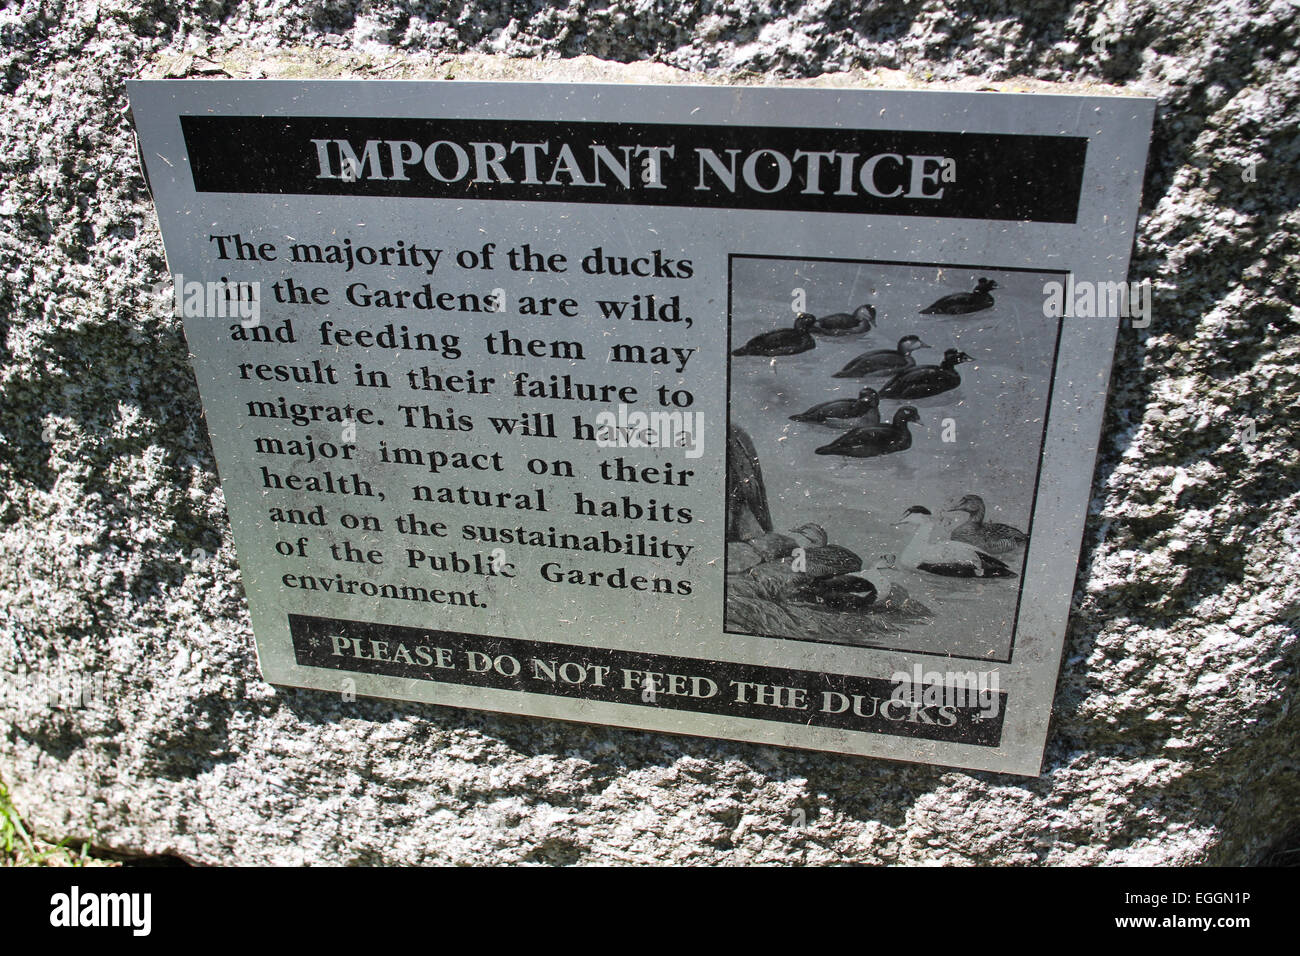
<box><xmin>0</xmin><ymin>774</ymin><xmax>115</xmax><ymax>867</ymax></box>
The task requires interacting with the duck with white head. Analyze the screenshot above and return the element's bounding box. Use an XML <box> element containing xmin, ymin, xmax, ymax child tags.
<box><xmin>897</xmin><ymin>505</ymin><xmax>1016</xmax><ymax>578</ymax></box>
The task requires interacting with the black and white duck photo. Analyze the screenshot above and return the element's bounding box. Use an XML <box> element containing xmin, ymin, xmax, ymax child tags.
<box><xmin>811</xmin><ymin>303</ymin><xmax>876</xmax><ymax>336</ymax></box>
<box><xmin>920</xmin><ymin>277</ymin><xmax>998</xmax><ymax>315</ymax></box>
<box><xmin>725</xmin><ymin>256</ymin><xmax>1061</xmax><ymax>658</ymax></box>
<box><xmin>878</xmin><ymin>348</ymin><xmax>973</xmax><ymax>399</ymax></box>
<box><xmin>789</xmin><ymin>386</ymin><xmax>881</xmax><ymax>425</ymax></box>
<box><xmin>832</xmin><ymin>335</ymin><xmax>931</xmax><ymax>378</ymax></box>
<box><xmin>731</xmin><ymin>311</ymin><xmax>818</xmax><ymax>356</ymax></box>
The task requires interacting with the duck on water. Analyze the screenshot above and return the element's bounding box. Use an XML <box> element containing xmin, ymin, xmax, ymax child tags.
<box><xmin>945</xmin><ymin>494</ymin><xmax>1028</xmax><ymax>555</ymax></box>
<box><xmin>812</xmin><ymin>303</ymin><xmax>876</xmax><ymax>336</ymax></box>
<box><xmin>833</xmin><ymin>335</ymin><xmax>930</xmax><ymax>378</ymax></box>
<box><xmin>732</xmin><ymin>313</ymin><xmax>817</xmax><ymax>356</ymax></box>
<box><xmin>878</xmin><ymin>348</ymin><xmax>972</xmax><ymax>400</ymax></box>
<box><xmin>789</xmin><ymin>387</ymin><xmax>880</xmax><ymax>425</ymax></box>
<box><xmin>920</xmin><ymin>278</ymin><xmax>997</xmax><ymax>315</ymax></box>
<box><xmin>814</xmin><ymin>406</ymin><xmax>920</xmax><ymax>458</ymax></box>
<box><xmin>897</xmin><ymin>506</ymin><xmax>1016</xmax><ymax>578</ymax></box>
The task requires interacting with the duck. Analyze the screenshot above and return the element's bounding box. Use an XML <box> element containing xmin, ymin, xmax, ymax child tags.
<box><xmin>832</xmin><ymin>335</ymin><xmax>930</xmax><ymax>378</ymax></box>
<box><xmin>945</xmin><ymin>494</ymin><xmax>1028</xmax><ymax>554</ymax></box>
<box><xmin>920</xmin><ymin>278</ymin><xmax>997</xmax><ymax>315</ymax></box>
<box><xmin>732</xmin><ymin>313</ymin><xmax>817</xmax><ymax>356</ymax></box>
<box><xmin>812</xmin><ymin>303</ymin><xmax>876</xmax><ymax>336</ymax></box>
<box><xmin>878</xmin><ymin>348</ymin><xmax>972</xmax><ymax>399</ymax></box>
<box><xmin>897</xmin><ymin>506</ymin><xmax>1016</xmax><ymax>578</ymax></box>
<box><xmin>791</xmin><ymin>570</ymin><xmax>878</xmax><ymax>611</ymax></box>
<box><xmin>789</xmin><ymin>387</ymin><xmax>880</xmax><ymax>426</ymax></box>
<box><xmin>866</xmin><ymin>553</ymin><xmax>898</xmax><ymax>601</ymax></box>
<box><xmin>814</xmin><ymin>406</ymin><xmax>920</xmax><ymax>458</ymax></box>
<box><xmin>868</xmin><ymin>553</ymin><xmax>932</xmax><ymax>614</ymax></box>
<box><xmin>796</xmin><ymin>551</ymin><xmax>902</xmax><ymax>609</ymax></box>
<box><xmin>786</xmin><ymin>543</ymin><xmax>864</xmax><ymax>580</ymax></box>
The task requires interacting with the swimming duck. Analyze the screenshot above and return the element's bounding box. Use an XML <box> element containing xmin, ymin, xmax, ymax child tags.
<box><xmin>725</xmin><ymin>425</ymin><xmax>773</xmax><ymax>541</ymax></box>
<box><xmin>812</xmin><ymin>304</ymin><xmax>876</xmax><ymax>336</ymax></box>
<box><xmin>920</xmin><ymin>278</ymin><xmax>997</xmax><ymax>315</ymax></box>
<box><xmin>832</xmin><ymin>335</ymin><xmax>930</xmax><ymax>378</ymax></box>
<box><xmin>814</xmin><ymin>406</ymin><xmax>920</xmax><ymax>458</ymax></box>
<box><xmin>789</xmin><ymin>387</ymin><xmax>880</xmax><ymax>426</ymax></box>
<box><xmin>732</xmin><ymin>313</ymin><xmax>817</xmax><ymax>356</ymax></box>
<box><xmin>945</xmin><ymin>494</ymin><xmax>1028</xmax><ymax>554</ymax></box>
<box><xmin>897</xmin><ymin>506</ymin><xmax>1016</xmax><ymax>578</ymax></box>
<box><xmin>878</xmin><ymin>349</ymin><xmax>972</xmax><ymax>399</ymax></box>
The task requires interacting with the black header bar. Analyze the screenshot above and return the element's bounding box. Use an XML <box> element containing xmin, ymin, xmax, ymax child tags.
<box><xmin>182</xmin><ymin>115</ymin><xmax>1086</xmax><ymax>223</ymax></box>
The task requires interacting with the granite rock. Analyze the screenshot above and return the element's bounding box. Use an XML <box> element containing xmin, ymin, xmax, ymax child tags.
<box><xmin>1</xmin><ymin>0</ymin><xmax>1297</xmax><ymax>864</ymax></box>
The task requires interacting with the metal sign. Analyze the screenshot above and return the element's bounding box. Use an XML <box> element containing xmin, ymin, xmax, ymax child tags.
<box><xmin>129</xmin><ymin>78</ymin><xmax>1154</xmax><ymax>774</ymax></box>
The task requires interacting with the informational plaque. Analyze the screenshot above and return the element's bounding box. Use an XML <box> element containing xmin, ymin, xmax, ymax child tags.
<box><xmin>129</xmin><ymin>78</ymin><xmax>1153</xmax><ymax>774</ymax></box>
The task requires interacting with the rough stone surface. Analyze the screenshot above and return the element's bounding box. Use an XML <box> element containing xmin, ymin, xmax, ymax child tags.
<box><xmin>2</xmin><ymin>1</ymin><xmax>1297</xmax><ymax>865</ymax></box>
